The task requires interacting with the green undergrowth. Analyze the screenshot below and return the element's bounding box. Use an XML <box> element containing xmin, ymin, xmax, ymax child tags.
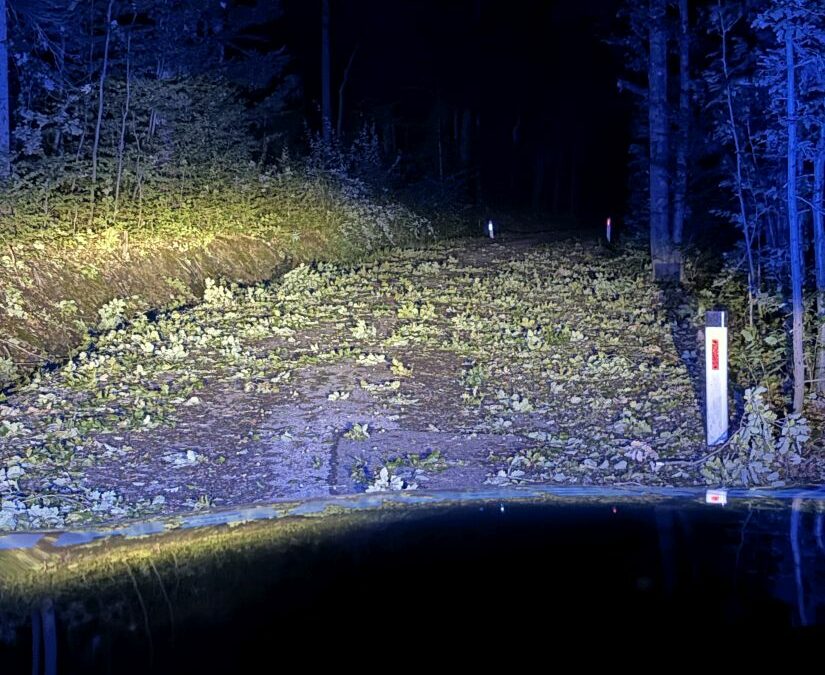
<box><xmin>682</xmin><ymin>240</ymin><xmax>825</xmax><ymax>413</ymax></box>
<box><xmin>0</xmin><ymin>233</ymin><xmax>820</xmax><ymax>533</ymax></box>
<box><xmin>0</xmin><ymin>237</ymin><xmax>715</xmax><ymax>530</ymax></box>
<box><xmin>677</xmin><ymin>241</ymin><xmax>823</xmax><ymax>485</ymax></box>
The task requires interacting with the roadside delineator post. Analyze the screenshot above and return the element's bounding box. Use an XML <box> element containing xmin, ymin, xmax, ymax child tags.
<box><xmin>487</xmin><ymin>219</ymin><xmax>495</xmax><ymax>239</ymax></box>
<box><xmin>705</xmin><ymin>310</ymin><xmax>728</xmax><ymax>446</ymax></box>
<box><xmin>606</xmin><ymin>217</ymin><xmax>612</xmax><ymax>243</ymax></box>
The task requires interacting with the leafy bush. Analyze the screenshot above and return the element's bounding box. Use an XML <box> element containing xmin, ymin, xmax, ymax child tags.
<box><xmin>97</xmin><ymin>298</ymin><xmax>127</xmax><ymax>331</ymax></box>
<box><xmin>203</xmin><ymin>279</ymin><xmax>235</xmax><ymax>309</ymax></box>
<box><xmin>701</xmin><ymin>387</ymin><xmax>810</xmax><ymax>486</ymax></box>
<box><xmin>0</xmin><ymin>358</ymin><xmax>17</xmax><ymax>386</ymax></box>
<box><xmin>689</xmin><ymin>243</ymin><xmax>789</xmax><ymax>403</ymax></box>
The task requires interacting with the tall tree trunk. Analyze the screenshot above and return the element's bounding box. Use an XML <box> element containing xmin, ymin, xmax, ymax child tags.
<box><xmin>90</xmin><ymin>0</ymin><xmax>115</xmax><ymax>225</ymax></box>
<box><xmin>569</xmin><ymin>152</ymin><xmax>577</xmax><ymax>217</ymax></box>
<box><xmin>114</xmin><ymin>33</ymin><xmax>131</xmax><ymax>218</ymax></box>
<box><xmin>552</xmin><ymin>152</ymin><xmax>561</xmax><ymax>215</ymax></box>
<box><xmin>459</xmin><ymin>108</ymin><xmax>472</xmax><ymax>168</ymax></box>
<box><xmin>321</xmin><ymin>0</ymin><xmax>332</xmax><ymax>142</ymax></box>
<box><xmin>52</xmin><ymin>29</ymin><xmax>67</xmax><ymax>153</ymax></box>
<box><xmin>382</xmin><ymin>119</ymin><xmax>395</xmax><ymax>156</ymax></box>
<box><xmin>648</xmin><ymin>0</ymin><xmax>673</xmax><ymax>280</ymax></box>
<box><xmin>0</xmin><ymin>0</ymin><xmax>10</xmax><ymax>179</ymax></box>
<box><xmin>813</xmin><ymin>129</ymin><xmax>825</xmax><ymax>394</ymax></box>
<box><xmin>434</xmin><ymin>101</ymin><xmax>444</xmax><ymax>183</ymax></box>
<box><xmin>336</xmin><ymin>45</ymin><xmax>357</xmax><ymax>138</ymax></box>
<box><xmin>147</xmin><ymin>56</ymin><xmax>164</xmax><ymax>140</ymax></box>
<box><xmin>672</xmin><ymin>0</ymin><xmax>689</xmax><ymax>247</ymax></box>
<box><xmin>785</xmin><ymin>31</ymin><xmax>804</xmax><ymax>412</ymax></box>
<box><xmin>474</xmin><ymin>112</ymin><xmax>483</xmax><ymax>205</ymax></box>
<box><xmin>532</xmin><ymin>147</ymin><xmax>544</xmax><ymax>212</ymax></box>
<box><xmin>718</xmin><ymin>7</ymin><xmax>756</xmax><ymax>320</ymax></box>
<box><xmin>509</xmin><ymin>115</ymin><xmax>520</xmax><ymax>197</ymax></box>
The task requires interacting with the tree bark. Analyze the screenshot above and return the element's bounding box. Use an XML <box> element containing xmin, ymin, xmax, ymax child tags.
<box><xmin>813</xmin><ymin>129</ymin><xmax>825</xmax><ymax>394</ymax></box>
<box><xmin>436</xmin><ymin>105</ymin><xmax>444</xmax><ymax>183</ymax></box>
<box><xmin>648</xmin><ymin>0</ymin><xmax>674</xmax><ymax>280</ymax></box>
<box><xmin>321</xmin><ymin>0</ymin><xmax>332</xmax><ymax>142</ymax></box>
<box><xmin>785</xmin><ymin>31</ymin><xmax>805</xmax><ymax>412</ymax></box>
<box><xmin>114</xmin><ymin>33</ymin><xmax>131</xmax><ymax>218</ymax></box>
<box><xmin>532</xmin><ymin>147</ymin><xmax>545</xmax><ymax>212</ymax></box>
<box><xmin>569</xmin><ymin>151</ymin><xmax>577</xmax><ymax>217</ymax></box>
<box><xmin>336</xmin><ymin>45</ymin><xmax>357</xmax><ymax>138</ymax></box>
<box><xmin>90</xmin><ymin>0</ymin><xmax>115</xmax><ymax>225</ymax></box>
<box><xmin>509</xmin><ymin>115</ymin><xmax>520</xmax><ymax>197</ymax></box>
<box><xmin>474</xmin><ymin>112</ymin><xmax>483</xmax><ymax>205</ymax></box>
<box><xmin>0</xmin><ymin>0</ymin><xmax>10</xmax><ymax>179</ymax></box>
<box><xmin>52</xmin><ymin>29</ymin><xmax>67</xmax><ymax>153</ymax></box>
<box><xmin>459</xmin><ymin>107</ymin><xmax>472</xmax><ymax>168</ymax></box>
<box><xmin>552</xmin><ymin>152</ymin><xmax>561</xmax><ymax>214</ymax></box>
<box><xmin>718</xmin><ymin>7</ymin><xmax>756</xmax><ymax>316</ymax></box>
<box><xmin>672</xmin><ymin>0</ymin><xmax>689</xmax><ymax>247</ymax></box>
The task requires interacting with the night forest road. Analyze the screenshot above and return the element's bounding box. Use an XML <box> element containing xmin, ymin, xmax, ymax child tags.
<box><xmin>0</xmin><ymin>234</ymin><xmax>788</xmax><ymax>531</ymax></box>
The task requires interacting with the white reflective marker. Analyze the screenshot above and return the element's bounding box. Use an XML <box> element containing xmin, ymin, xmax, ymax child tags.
<box><xmin>487</xmin><ymin>220</ymin><xmax>495</xmax><ymax>239</ymax></box>
<box><xmin>606</xmin><ymin>217</ymin><xmax>612</xmax><ymax>243</ymax></box>
<box><xmin>705</xmin><ymin>310</ymin><xmax>728</xmax><ymax>445</ymax></box>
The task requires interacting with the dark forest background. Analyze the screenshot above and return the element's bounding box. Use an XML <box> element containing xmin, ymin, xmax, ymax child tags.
<box><xmin>283</xmin><ymin>0</ymin><xmax>630</xmax><ymax>219</ymax></box>
<box><xmin>0</xmin><ymin>0</ymin><xmax>631</xmax><ymax>237</ymax></box>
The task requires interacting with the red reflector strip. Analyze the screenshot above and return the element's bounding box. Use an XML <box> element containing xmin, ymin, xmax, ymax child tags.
<box><xmin>711</xmin><ymin>339</ymin><xmax>720</xmax><ymax>370</ymax></box>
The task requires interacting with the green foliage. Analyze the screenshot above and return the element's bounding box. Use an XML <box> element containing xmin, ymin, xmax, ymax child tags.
<box><xmin>97</xmin><ymin>298</ymin><xmax>127</xmax><ymax>331</ymax></box>
<box><xmin>0</xmin><ymin>358</ymin><xmax>18</xmax><ymax>386</ymax></box>
<box><xmin>390</xmin><ymin>358</ymin><xmax>413</xmax><ymax>377</ymax></box>
<box><xmin>202</xmin><ymin>279</ymin><xmax>235</xmax><ymax>309</ymax></box>
<box><xmin>350</xmin><ymin>320</ymin><xmax>377</xmax><ymax>341</ymax></box>
<box><xmin>701</xmin><ymin>387</ymin><xmax>810</xmax><ymax>486</ymax></box>
<box><xmin>462</xmin><ymin>363</ymin><xmax>487</xmax><ymax>393</ymax></box>
<box><xmin>691</xmin><ymin>247</ymin><xmax>788</xmax><ymax>403</ymax></box>
<box><xmin>365</xmin><ymin>466</ymin><xmax>418</xmax><ymax>492</ymax></box>
<box><xmin>2</xmin><ymin>288</ymin><xmax>26</xmax><ymax>320</ymax></box>
<box><xmin>344</xmin><ymin>423</ymin><xmax>370</xmax><ymax>441</ymax></box>
<box><xmin>349</xmin><ymin>457</ymin><xmax>369</xmax><ymax>485</ymax></box>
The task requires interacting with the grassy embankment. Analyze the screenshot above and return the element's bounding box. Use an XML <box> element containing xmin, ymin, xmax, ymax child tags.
<box><xmin>0</xmin><ymin>172</ymin><xmax>462</xmax><ymax>389</ymax></box>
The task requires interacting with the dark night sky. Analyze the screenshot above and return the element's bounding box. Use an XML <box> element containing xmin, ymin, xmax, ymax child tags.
<box><xmin>280</xmin><ymin>0</ymin><xmax>631</xmax><ymax>222</ymax></box>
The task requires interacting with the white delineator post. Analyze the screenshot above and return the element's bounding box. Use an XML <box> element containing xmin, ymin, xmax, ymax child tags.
<box><xmin>705</xmin><ymin>310</ymin><xmax>728</xmax><ymax>445</ymax></box>
<box><xmin>487</xmin><ymin>220</ymin><xmax>495</xmax><ymax>239</ymax></box>
<box><xmin>606</xmin><ymin>217</ymin><xmax>612</xmax><ymax>243</ymax></box>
